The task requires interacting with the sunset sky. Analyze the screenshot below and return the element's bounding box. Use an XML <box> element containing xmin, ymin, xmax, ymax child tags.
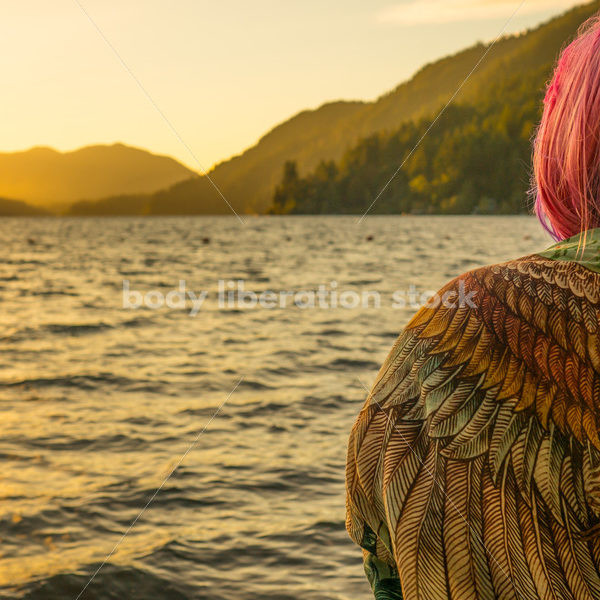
<box><xmin>0</xmin><ymin>1</ymin><xmax>584</xmax><ymax>171</ymax></box>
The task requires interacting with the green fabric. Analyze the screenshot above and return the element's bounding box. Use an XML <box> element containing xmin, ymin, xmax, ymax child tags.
<box><xmin>536</xmin><ymin>227</ymin><xmax>600</xmax><ymax>272</ymax></box>
<box><xmin>360</xmin><ymin>523</ymin><xmax>403</xmax><ymax>598</ymax></box>
<box><xmin>364</xmin><ymin>552</ymin><xmax>404</xmax><ymax>599</ymax></box>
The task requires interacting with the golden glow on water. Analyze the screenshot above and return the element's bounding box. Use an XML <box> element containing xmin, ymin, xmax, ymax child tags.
<box><xmin>0</xmin><ymin>530</ymin><xmax>174</xmax><ymax>588</ymax></box>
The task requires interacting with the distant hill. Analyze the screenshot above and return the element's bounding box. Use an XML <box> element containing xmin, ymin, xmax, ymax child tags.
<box><xmin>0</xmin><ymin>144</ymin><xmax>195</xmax><ymax>209</ymax></box>
<box><xmin>0</xmin><ymin>197</ymin><xmax>50</xmax><ymax>216</ymax></box>
<box><xmin>75</xmin><ymin>0</ymin><xmax>596</xmax><ymax>216</ymax></box>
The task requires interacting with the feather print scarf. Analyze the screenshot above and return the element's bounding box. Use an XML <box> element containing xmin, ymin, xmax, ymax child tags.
<box><xmin>345</xmin><ymin>229</ymin><xmax>600</xmax><ymax>600</ymax></box>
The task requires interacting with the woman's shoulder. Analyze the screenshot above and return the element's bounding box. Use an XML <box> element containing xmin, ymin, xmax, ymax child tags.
<box><xmin>413</xmin><ymin>250</ymin><xmax>600</xmax><ymax>329</ymax></box>
<box><xmin>367</xmin><ymin>247</ymin><xmax>600</xmax><ymax>453</ymax></box>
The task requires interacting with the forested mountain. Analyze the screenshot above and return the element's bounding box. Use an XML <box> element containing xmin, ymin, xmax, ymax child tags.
<box><xmin>270</xmin><ymin>73</ymin><xmax>543</xmax><ymax>214</ymax></box>
<box><xmin>269</xmin><ymin>1</ymin><xmax>600</xmax><ymax>214</ymax></box>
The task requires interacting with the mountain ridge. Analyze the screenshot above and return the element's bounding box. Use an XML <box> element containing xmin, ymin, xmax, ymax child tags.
<box><xmin>0</xmin><ymin>143</ymin><xmax>196</xmax><ymax>208</ymax></box>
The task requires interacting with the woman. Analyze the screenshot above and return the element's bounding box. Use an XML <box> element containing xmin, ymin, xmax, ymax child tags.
<box><xmin>346</xmin><ymin>15</ymin><xmax>600</xmax><ymax>600</ymax></box>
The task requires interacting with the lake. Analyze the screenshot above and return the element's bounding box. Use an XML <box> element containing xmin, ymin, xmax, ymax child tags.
<box><xmin>0</xmin><ymin>216</ymin><xmax>549</xmax><ymax>599</ymax></box>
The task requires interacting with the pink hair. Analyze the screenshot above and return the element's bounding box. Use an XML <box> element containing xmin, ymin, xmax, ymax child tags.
<box><xmin>533</xmin><ymin>15</ymin><xmax>600</xmax><ymax>241</ymax></box>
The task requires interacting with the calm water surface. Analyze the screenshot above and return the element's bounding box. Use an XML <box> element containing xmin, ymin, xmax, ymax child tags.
<box><xmin>0</xmin><ymin>216</ymin><xmax>549</xmax><ymax>599</ymax></box>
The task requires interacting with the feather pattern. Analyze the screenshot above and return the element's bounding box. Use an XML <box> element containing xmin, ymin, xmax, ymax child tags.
<box><xmin>346</xmin><ymin>250</ymin><xmax>600</xmax><ymax>599</ymax></box>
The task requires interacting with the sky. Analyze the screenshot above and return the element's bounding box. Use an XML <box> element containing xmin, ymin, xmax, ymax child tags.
<box><xmin>0</xmin><ymin>1</ymin><xmax>586</xmax><ymax>171</ymax></box>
